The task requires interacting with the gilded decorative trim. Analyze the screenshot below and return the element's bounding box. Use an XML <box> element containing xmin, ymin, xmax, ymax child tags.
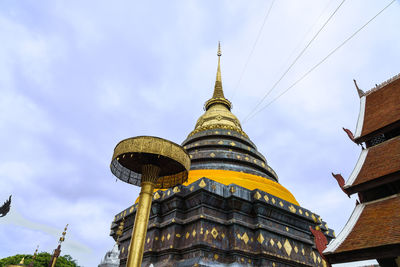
<box><xmin>112</xmin><ymin>136</ymin><xmax>190</xmax><ymax>171</ymax></box>
<box><xmin>189</xmin><ymin>124</ymin><xmax>248</xmax><ymax>138</ymax></box>
<box><xmin>205</xmin><ymin>97</ymin><xmax>232</xmax><ymax>110</ymax></box>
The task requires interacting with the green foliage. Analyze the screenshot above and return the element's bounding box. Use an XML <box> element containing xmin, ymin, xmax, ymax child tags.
<box><xmin>0</xmin><ymin>252</ymin><xmax>80</xmax><ymax>267</ymax></box>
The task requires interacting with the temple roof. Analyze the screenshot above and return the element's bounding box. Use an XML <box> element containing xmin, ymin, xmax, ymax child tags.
<box><xmin>324</xmin><ymin>194</ymin><xmax>400</xmax><ymax>263</ymax></box>
<box><xmin>344</xmin><ymin>135</ymin><xmax>400</xmax><ymax>194</ymax></box>
<box><xmin>354</xmin><ymin>73</ymin><xmax>400</xmax><ymax>142</ymax></box>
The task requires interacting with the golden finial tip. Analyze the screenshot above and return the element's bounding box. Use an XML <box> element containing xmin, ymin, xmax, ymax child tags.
<box><xmin>217</xmin><ymin>41</ymin><xmax>221</xmax><ymax>57</ymax></box>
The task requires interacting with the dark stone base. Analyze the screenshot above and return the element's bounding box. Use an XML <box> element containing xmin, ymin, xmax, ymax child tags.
<box><xmin>111</xmin><ymin>178</ymin><xmax>334</xmax><ymax>267</ymax></box>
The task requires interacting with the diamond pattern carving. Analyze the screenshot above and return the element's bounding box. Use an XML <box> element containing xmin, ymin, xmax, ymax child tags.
<box><xmin>185</xmin><ymin>232</ymin><xmax>190</xmax><ymax>239</ymax></box>
<box><xmin>192</xmin><ymin>229</ymin><xmax>196</xmax><ymax>237</ymax></box>
<box><xmin>269</xmin><ymin>238</ymin><xmax>275</xmax><ymax>247</ymax></box>
<box><xmin>294</xmin><ymin>246</ymin><xmax>298</xmax><ymax>253</ymax></box>
<box><xmin>173</xmin><ymin>186</ymin><xmax>180</xmax><ymax>193</ymax></box>
<box><xmin>284</xmin><ymin>239</ymin><xmax>292</xmax><ymax>256</ymax></box>
<box><xmin>312</xmin><ymin>214</ymin><xmax>317</xmax><ymax>222</ymax></box>
<box><xmin>242</xmin><ymin>232</ymin><xmax>249</xmax><ymax>244</ymax></box>
<box><xmin>257</xmin><ymin>233</ymin><xmax>264</xmax><ymax>244</ymax></box>
<box><xmin>277</xmin><ymin>241</ymin><xmax>282</xmax><ymax>249</ymax></box>
<box><xmin>289</xmin><ymin>205</ymin><xmax>296</xmax><ymax>213</ymax></box>
<box><xmin>211</xmin><ymin>227</ymin><xmax>218</xmax><ymax>239</ymax></box>
<box><xmin>311</xmin><ymin>251</ymin><xmax>316</xmax><ymax>263</ymax></box>
<box><xmin>254</xmin><ymin>191</ymin><xmax>261</xmax><ymax>200</ymax></box>
<box><xmin>199</xmin><ymin>179</ymin><xmax>206</xmax><ymax>188</ymax></box>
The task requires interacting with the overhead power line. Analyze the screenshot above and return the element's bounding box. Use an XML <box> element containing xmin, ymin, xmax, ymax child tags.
<box><xmin>243</xmin><ymin>0</ymin><xmax>396</xmax><ymax>124</ymax></box>
<box><xmin>231</xmin><ymin>0</ymin><xmax>275</xmax><ymax>100</ymax></box>
<box><xmin>277</xmin><ymin>0</ymin><xmax>336</xmax><ymax>78</ymax></box>
<box><xmin>243</xmin><ymin>0</ymin><xmax>347</xmax><ymax>122</ymax></box>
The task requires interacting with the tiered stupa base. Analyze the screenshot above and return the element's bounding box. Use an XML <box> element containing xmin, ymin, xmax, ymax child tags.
<box><xmin>112</xmin><ymin>177</ymin><xmax>333</xmax><ymax>267</ymax></box>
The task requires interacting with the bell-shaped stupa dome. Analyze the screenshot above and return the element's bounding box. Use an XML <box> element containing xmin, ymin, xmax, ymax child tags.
<box><xmin>182</xmin><ymin>43</ymin><xmax>298</xmax><ymax>205</ymax></box>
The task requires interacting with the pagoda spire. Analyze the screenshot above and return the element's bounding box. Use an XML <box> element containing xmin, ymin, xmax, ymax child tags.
<box><xmin>28</xmin><ymin>245</ymin><xmax>39</xmax><ymax>267</ymax></box>
<box><xmin>205</xmin><ymin>42</ymin><xmax>232</xmax><ymax>111</ymax></box>
<box><xmin>49</xmin><ymin>224</ymin><xmax>68</xmax><ymax>267</ymax></box>
<box><xmin>214</xmin><ymin>42</ymin><xmax>223</xmax><ymax>97</ymax></box>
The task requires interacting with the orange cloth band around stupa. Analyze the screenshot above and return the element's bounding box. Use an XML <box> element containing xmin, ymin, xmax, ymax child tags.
<box><xmin>187</xmin><ymin>169</ymin><xmax>299</xmax><ymax>205</ymax></box>
<box><xmin>135</xmin><ymin>169</ymin><xmax>299</xmax><ymax>206</ymax></box>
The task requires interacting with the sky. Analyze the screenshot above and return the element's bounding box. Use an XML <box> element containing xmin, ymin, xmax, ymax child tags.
<box><xmin>0</xmin><ymin>0</ymin><xmax>399</xmax><ymax>266</ymax></box>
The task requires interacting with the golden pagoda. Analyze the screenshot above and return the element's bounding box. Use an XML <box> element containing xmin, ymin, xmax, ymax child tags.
<box><xmin>110</xmin><ymin>43</ymin><xmax>334</xmax><ymax>266</ymax></box>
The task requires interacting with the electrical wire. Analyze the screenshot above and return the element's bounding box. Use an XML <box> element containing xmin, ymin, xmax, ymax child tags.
<box><xmin>231</xmin><ymin>0</ymin><xmax>275</xmax><ymax>101</ymax></box>
<box><xmin>243</xmin><ymin>0</ymin><xmax>347</xmax><ymax>122</ymax></box>
<box><xmin>276</xmin><ymin>0</ymin><xmax>336</xmax><ymax>79</ymax></box>
<box><xmin>243</xmin><ymin>0</ymin><xmax>396</xmax><ymax>124</ymax></box>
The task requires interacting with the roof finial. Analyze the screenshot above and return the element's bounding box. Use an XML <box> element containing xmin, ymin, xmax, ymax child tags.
<box><xmin>353</xmin><ymin>79</ymin><xmax>365</xmax><ymax>97</ymax></box>
<box><xmin>216</xmin><ymin>41</ymin><xmax>222</xmax><ymax>83</ymax></box>
<box><xmin>204</xmin><ymin>42</ymin><xmax>232</xmax><ymax>111</ymax></box>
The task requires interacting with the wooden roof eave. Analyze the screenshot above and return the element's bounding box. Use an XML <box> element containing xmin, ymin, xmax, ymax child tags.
<box><xmin>324</xmin><ymin>194</ymin><xmax>400</xmax><ymax>264</ymax></box>
<box><xmin>323</xmin><ymin>203</ymin><xmax>364</xmax><ymax>255</ymax></box>
<box><xmin>354</xmin><ymin>119</ymin><xmax>400</xmax><ymax>144</ymax></box>
<box><xmin>343</xmin><ymin>149</ymin><xmax>368</xmax><ymax>194</ymax></box>
<box><xmin>324</xmin><ymin>244</ymin><xmax>400</xmax><ymax>264</ymax></box>
<box><xmin>353</xmin><ymin>95</ymin><xmax>366</xmax><ymax>144</ymax></box>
